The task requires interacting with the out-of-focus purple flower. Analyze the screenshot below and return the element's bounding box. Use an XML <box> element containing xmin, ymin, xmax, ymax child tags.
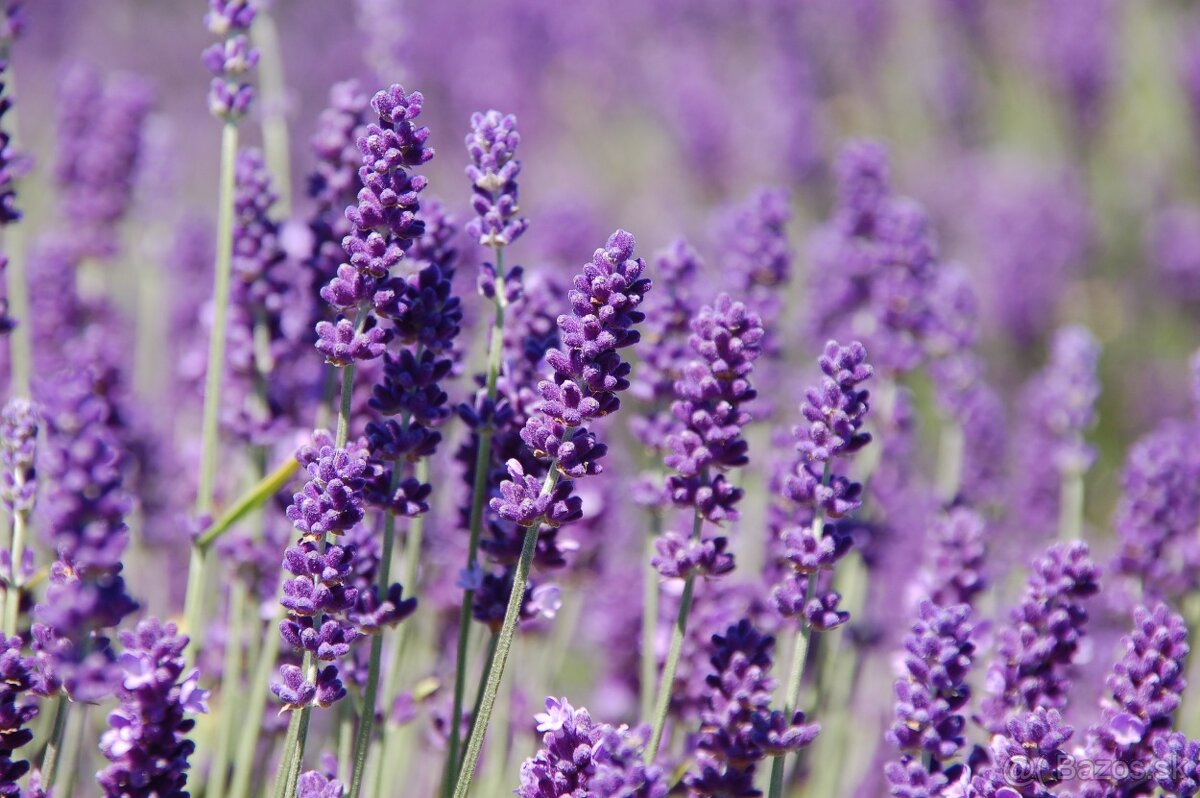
<box><xmin>466</xmin><ymin>110</ymin><xmax>528</xmax><ymax>248</ymax></box>
<box><xmin>887</xmin><ymin>601</ymin><xmax>975</xmax><ymax>765</ymax></box>
<box><xmin>980</xmin><ymin>542</ymin><xmax>1099</xmax><ymax>733</ymax></box>
<box><xmin>516</xmin><ymin>697</ymin><xmax>667</xmax><ymax>798</ymax></box>
<box><xmin>0</xmin><ymin>51</ymin><xmax>21</xmax><ymax>230</ymax></box>
<box><xmin>1033</xmin><ymin>0</ymin><xmax>1117</xmax><ymax>146</ymax></box>
<box><xmin>0</xmin><ymin>398</ymin><xmax>37</xmax><ymax>514</ymax></box>
<box><xmin>686</xmin><ymin>620</ymin><xmax>819</xmax><ymax>795</ymax></box>
<box><xmin>1010</xmin><ymin>325</ymin><xmax>1100</xmax><ymax>537</ymax></box>
<box><xmin>1113</xmin><ymin>419</ymin><xmax>1200</xmax><ymax>602</ymax></box>
<box><xmin>719</xmin><ymin>188</ymin><xmax>791</xmax><ymax>335</ymax></box>
<box><xmin>32</xmin><ymin>363</ymin><xmax>139</xmax><ymax>703</ymax></box>
<box><xmin>203</xmin><ymin>0</ymin><xmax>257</xmax><ymax>120</ymax></box>
<box><xmin>916</xmin><ymin>506</ymin><xmax>987</xmax><ymax>609</ymax></box>
<box><xmin>97</xmin><ymin>619</ymin><xmax>207</xmax><ymax>798</ymax></box>
<box><xmin>1149</xmin><ymin>204</ymin><xmax>1200</xmax><ymax>303</ymax></box>
<box><xmin>0</xmin><ymin>634</ymin><xmax>38</xmax><ymax>791</ymax></box>
<box><xmin>966</xmin><ymin>162</ymin><xmax>1092</xmax><ymax>343</ymax></box>
<box><xmin>971</xmin><ymin>708</ymin><xmax>1074</xmax><ymax>798</ymax></box>
<box><xmin>959</xmin><ymin>381</ymin><xmax>1007</xmax><ymax>507</ymax></box>
<box><xmin>54</xmin><ymin>65</ymin><xmax>154</xmax><ymax>259</ymax></box>
<box><xmin>297</xmin><ymin>771</ymin><xmax>346</xmax><ymax>798</ymax></box>
<box><xmin>809</xmin><ymin>141</ymin><xmax>940</xmax><ymax>376</ymax></box>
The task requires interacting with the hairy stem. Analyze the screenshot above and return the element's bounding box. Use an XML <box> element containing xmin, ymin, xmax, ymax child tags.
<box><xmin>206</xmin><ymin>579</ymin><xmax>247</xmax><ymax>798</ymax></box>
<box><xmin>183</xmin><ymin>120</ymin><xmax>240</xmax><ymax>663</ymax></box>
<box><xmin>252</xmin><ymin>7</ymin><xmax>292</xmax><ymax>218</ymax></box>
<box><xmin>1058</xmin><ymin>467</ymin><xmax>1085</xmax><ymax>542</ymax></box>
<box><xmin>934</xmin><ymin>418</ymin><xmax>963</xmax><ymax>506</ymax></box>
<box><xmin>39</xmin><ymin>696</ymin><xmax>68</xmax><ymax>790</ymax></box>
<box><xmin>446</xmin><ymin>247</ymin><xmax>508</xmax><ymax>792</ymax></box>
<box><xmin>348</xmin><ymin>463</ymin><xmax>403</xmax><ymax>798</ymax></box>
<box><xmin>640</xmin><ymin>508</ymin><xmax>663</xmax><ymax>720</ymax></box>
<box><xmin>4</xmin><ymin>503</ymin><xmax>26</xmax><ymax>635</ymax></box>
<box><xmin>644</xmin><ymin>507</ymin><xmax>704</xmax><ymax>762</ymax></box>
<box><xmin>451</xmin><ymin>460</ymin><xmax>564</xmax><ymax>798</ymax></box>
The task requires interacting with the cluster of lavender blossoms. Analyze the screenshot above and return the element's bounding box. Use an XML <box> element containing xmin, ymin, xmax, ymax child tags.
<box><xmin>13</xmin><ymin>4</ymin><xmax>1200</xmax><ymax>798</ymax></box>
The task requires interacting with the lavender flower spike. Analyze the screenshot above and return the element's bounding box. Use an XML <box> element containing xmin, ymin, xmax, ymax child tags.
<box><xmin>203</xmin><ymin>0</ymin><xmax>258</xmax><ymax>121</ymax></box>
<box><xmin>0</xmin><ymin>634</ymin><xmax>38</xmax><ymax>791</ymax></box>
<box><xmin>0</xmin><ymin>398</ymin><xmax>37</xmax><ymax>514</ymax></box>
<box><xmin>466</xmin><ymin>110</ymin><xmax>528</xmax><ymax>247</ymax></box>
<box><xmin>97</xmin><ymin>618</ymin><xmax>208</xmax><ymax>798</ymax></box>
<box><xmin>980</xmin><ymin>541</ymin><xmax>1099</xmax><ymax>733</ymax></box>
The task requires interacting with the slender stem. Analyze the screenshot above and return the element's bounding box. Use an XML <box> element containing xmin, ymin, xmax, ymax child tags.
<box><xmin>1058</xmin><ymin>467</ymin><xmax>1085</xmax><ymax>542</ymax></box>
<box><xmin>644</xmin><ymin>507</ymin><xmax>705</xmax><ymax>762</ymax></box>
<box><xmin>446</xmin><ymin>247</ymin><xmax>508</xmax><ymax>791</ymax></box>
<box><xmin>252</xmin><ymin>8</ymin><xmax>292</xmax><ymax>218</ymax></box>
<box><xmin>285</xmin><ymin>698</ymin><xmax>313</xmax><ymax>798</ymax></box>
<box><xmin>459</xmin><ymin>630</ymin><xmax>500</xmax><ymax>772</ymax></box>
<box><xmin>206</xmin><ymin>579</ymin><xmax>247</xmax><ymax>798</ymax></box>
<box><xmin>934</xmin><ymin>419</ymin><xmax>963</xmax><ymax>506</ymax></box>
<box><xmin>338</xmin><ymin>705</ymin><xmax>354</xmax><ymax>782</ymax></box>
<box><xmin>228</xmin><ymin>610</ymin><xmax>283</xmax><ymax>798</ymax></box>
<box><xmin>39</xmin><ymin>695</ymin><xmax>68</xmax><ymax>789</ymax></box>
<box><xmin>271</xmin><ymin>711</ymin><xmax>302</xmax><ymax>798</ymax></box>
<box><xmin>450</xmin><ymin>520</ymin><xmax>540</xmax><ymax>798</ymax></box>
<box><xmin>4</xmin><ymin>505</ymin><xmax>26</xmax><ymax>634</ymax></box>
<box><xmin>640</xmin><ymin>509</ymin><xmax>663</xmax><ymax>720</ymax></box>
<box><xmin>183</xmin><ymin>121</ymin><xmax>240</xmax><ymax>663</ymax></box>
<box><xmin>451</xmin><ymin>458</ymin><xmax>564</xmax><ymax>798</ymax></box>
<box><xmin>348</xmin><ymin>464</ymin><xmax>403</xmax><ymax>798</ymax></box>
<box><xmin>766</xmin><ymin>574</ymin><xmax>819</xmax><ymax>798</ymax></box>
<box><xmin>56</xmin><ymin>703</ymin><xmax>86</xmax><ymax>798</ymax></box>
<box><xmin>767</xmin><ymin>462</ymin><xmax>833</xmax><ymax>798</ymax></box>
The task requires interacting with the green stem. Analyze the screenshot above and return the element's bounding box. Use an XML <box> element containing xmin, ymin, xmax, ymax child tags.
<box><xmin>934</xmin><ymin>418</ymin><xmax>963</xmax><ymax>506</ymax></box>
<box><xmin>196</xmin><ymin>456</ymin><xmax>299</xmax><ymax>550</ymax></box>
<box><xmin>183</xmin><ymin>120</ymin><xmax>240</xmax><ymax>663</ymax></box>
<box><xmin>640</xmin><ymin>509</ymin><xmax>662</xmax><ymax>721</ymax></box>
<box><xmin>348</xmin><ymin>464</ymin><xmax>403</xmax><ymax>798</ymax></box>
<box><xmin>767</xmin><ymin>462</ymin><xmax>832</xmax><ymax>798</ymax></box>
<box><xmin>273</xmin><ymin>354</ymin><xmax>359</xmax><ymax>798</ymax></box>
<box><xmin>206</xmin><ymin>579</ymin><xmax>247</xmax><ymax>798</ymax></box>
<box><xmin>1058</xmin><ymin>467</ymin><xmax>1085</xmax><ymax>542</ymax></box>
<box><xmin>766</xmin><ymin>573</ymin><xmax>819</xmax><ymax>798</ymax></box>
<box><xmin>39</xmin><ymin>696</ymin><xmax>68</xmax><ymax>789</ymax></box>
<box><xmin>252</xmin><ymin>8</ymin><xmax>292</xmax><ymax>218</ymax></box>
<box><xmin>451</xmin><ymin>457</ymin><xmax>564</xmax><ymax>798</ymax></box>
<box><xmin>644</xmin><ymin>507</ymin><xmax>704</xmax><ymax>762</ymax></box>
<box><xmin>459</xmin><ymin>630</ymin><xmax>500</xmax><ymax>771</ymax></box>
<box><xmin>446</xmin><ymin>247</ymin><xmax>508</xmax><ymax>792</ymax></box>
<box><xmin>4</xmin><ymin>504</ymin><xmax>27</xmax><ymax>634</ymax></box>
<box><xmin>228</xmin><ymin>610</ymin><xmax>283</xmax><ymax>798</ymax></box>
<box><xmin>56</xmin><ymin>703</ymin><xmax>86</xmax><ymax>798</ymax></box>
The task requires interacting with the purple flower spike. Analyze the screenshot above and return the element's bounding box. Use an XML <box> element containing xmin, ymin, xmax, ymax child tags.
<box><xmin>0</xmin><ymin>635</ymin><xmax>38</xmax><ymax>791</ymax></box>
<box><xmin>887</xmin><ymin>602</ymin><xmax>975</xmax><ymax>765</ymax></box>
<box><xmin>1080</xmin><ymin>603</ymin><xmax>1189</xmax><ymax>795</ymax></box>
<box><xmin>664</xmin><ymin>293</ymin><xmax>764</xmax><ymax>524</ymax></box>
<box><xmin>97</xmin><ymin>619</ymin><xmax>207</xmax><ymax>798</ymax></box>
<box><xmin>0</xmin><ymin>398</ymin><xmax>37</xmax><ymax>514</ymax></box>
<box><xmin>918</xmin><ymin>506</ymin><xmax>987</xmax><ymax>608</ymax></box>
<box><xmin>981</xmin><ymin>541</ymin><xmax>1099</xmax><ymax>733</ymax></box>
<box><xmin>1155</xmin><ymin>733</ymin><xmax>1200</xmax><ymax>798</ymax></box>
<box><xmin>783</xmin><ymin>340</ymin><xmax>873</xmax><ymax>517</ymax></box>
<box><xmin>972</xmin><ymin>708</ymin><xmax>1073</xmax><ymax>798</ymax></box>
<box><xmin>686</xmin><ymin>620</ymin><xmax>818</xmax><ymax>795</ymax></box>
<box><xmin>202</xmin><ymin>0</ymin><xmax>257</xmax><ymax>121</ymax></box>
<box><xmin>652</xmin><ymin>533</ymin><xmax>736</xmax><ymax>580</ymax></box>
<box><xmin>517</xmin><ymin>697</ymin><xmax>666</xmax><ymax>798</ymax></box>
<box><xmin>466</xmin><ymin>110</ymin><xmax>528</xmax><ymax>247</ymax></box>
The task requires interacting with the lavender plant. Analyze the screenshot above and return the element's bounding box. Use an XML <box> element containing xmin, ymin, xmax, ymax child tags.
<box><xmin>5</xmin><ymin>4</ymin><xmax>1200</xmax><ymax>798</ymax></box>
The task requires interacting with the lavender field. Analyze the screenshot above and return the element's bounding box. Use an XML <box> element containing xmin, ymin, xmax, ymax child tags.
<box><xmin>2</xmin><ymin>1</ymin><xmax>1199</xmax><ymax>797</ymax></box>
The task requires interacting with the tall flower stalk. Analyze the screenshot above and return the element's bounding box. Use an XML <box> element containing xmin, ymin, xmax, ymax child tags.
<box><xmin>766</xmin><ymin>340</ymin><xmax>873</xmax><ymax>798</ymax></box>
<box><xmin>446</xmin><ymin>109</ymin><xmax>529</xmax><ymax>788</ymax></box>
<box><xmin>183</xmin><ymin>0</ymin><xmax>259</xmax><ymax>662</ymax></box>
<box><xmin>451</xmin><ymin>230</ymin><xmax>651</xmax><ymax>798</ymax></box>
<box><xmin>645</xmin><ymin>294</ymin><xmax>765</xmax><ymax>761</ymax></box>
<box><xmin>271</xmin><ymin>82</ymin><xmax>432</xmax><ymax>798</ymax></box>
